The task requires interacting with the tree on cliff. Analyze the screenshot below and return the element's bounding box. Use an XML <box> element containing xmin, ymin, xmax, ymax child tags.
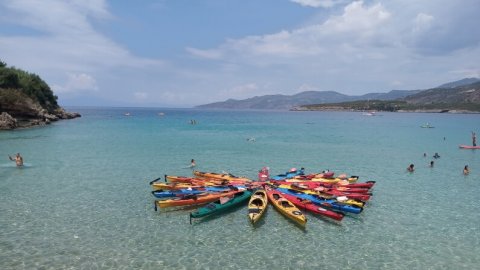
<box><xmin>0</xmin><ymin>60</ymin><xmax>59</xmax><ymax>112</ymax></box>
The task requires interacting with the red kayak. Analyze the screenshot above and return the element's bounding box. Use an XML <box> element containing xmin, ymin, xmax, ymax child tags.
<box><xmin>318</xmin><ymin>181</ymin><xmax>375</xmax><ymax>189</ymax></box>
<box><xmin>280</xmin><ymin>192</ymin><xmax>344</xmax><ymax>221</ymax></box>
<box><xmin>275</xmin><ymin>181</ymin><xmax>372</xmax><ymax>193</ymax></box>
<box><xmin>315</xmin><ymin>189</ymin><xmax>371</xmax><ymax>202</ymax></box>
<box><xmin>273</xmin><ymin>182</ymin><xmax>372</xmax><ymax>202</ymax></box>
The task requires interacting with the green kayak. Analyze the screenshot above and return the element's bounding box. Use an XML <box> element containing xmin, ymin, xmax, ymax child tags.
<box><xmin>190</xmin><ymin>190</ymin><xmax>252</xmax><ymax>219</ymax></box>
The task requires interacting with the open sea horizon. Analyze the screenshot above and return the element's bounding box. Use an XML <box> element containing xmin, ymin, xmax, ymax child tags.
<box><xmin>1</xmin><ymin>107</ymin><xmax>479</xmax><ymax>269</ymax></box>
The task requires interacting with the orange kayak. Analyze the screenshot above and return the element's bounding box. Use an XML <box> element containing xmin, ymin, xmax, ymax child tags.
<box><xmin>155</xmin><ymin>190</ymin><xmax>242</xmax><ymax>208</ymax></box>
<box><xmin>193</xmin><ymin>170</ymin><xmax>252</xmax><ymax>183</ymax></box>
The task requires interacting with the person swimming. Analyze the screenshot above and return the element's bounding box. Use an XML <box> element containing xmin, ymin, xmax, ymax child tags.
<box><xmin>407</xmin><ymin>164</ymin><xmax>415</xmax><ymax>172</ymax></box>
<box><xmin>430</xmin><ymin>161</ymin><xmax>434</xmax><ymax>167</ymax></box>
<box><xmin>8</xmin><ymin>153</ymin><xmax>23</xmax><ymax>166</ymax></box>
<box><xmin>463</xmin><ymin>165</ymin><xmax>469</xmax><ymax>175</ymax></box>
<box><xmin>433</xmin><ymin>153</ymin><xmax>440</xmax><ymax>159</ymax></box>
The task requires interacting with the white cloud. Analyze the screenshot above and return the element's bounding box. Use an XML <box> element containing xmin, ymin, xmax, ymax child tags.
<box><xmin>412</xmin><ymin>13</ymin><xmax>434</xmax><ymax>34</ymax></box>
<box><xmin>0</xmin><ymin>0</ymin><xmax>163</xmax><ymax>84</ymax></box>
<box><xmin>322</xmin><ymin>1</ymin><xmax>390</xmax><ymax>35</ymax></box>
<box><xmin>189</xmin><ymin>1</ymin><xmax>391</xmax><ymax>62</ymax></box>
<box><xmin>53</xmin><ymin>73</ymin><xmax>98</xmax><ymax>94</ymax></box>
<box><xmin>186</xmin><ymin>47</ymin><xmax>223</xmax><ymax>59</ymax></box>
<box><xmin>291</xmin><ymin>0</ymin><xmax>346</xmax><ymax>8</ymax></box>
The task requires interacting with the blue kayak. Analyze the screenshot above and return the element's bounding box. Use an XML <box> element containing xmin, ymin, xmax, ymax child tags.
<box><xmin>151</xmin><ymin>185</ymin><xmax>246</xmax><ymax>199</ymax></box>
<box><xmin>275</xmin><ymin>187</ymin><xmax>363</xmax><ymax>214</ymax></box>
<box><xmin>271</xmin><ymin>168</ymin><xmax>305</xmax><ymax>181</ymax></box>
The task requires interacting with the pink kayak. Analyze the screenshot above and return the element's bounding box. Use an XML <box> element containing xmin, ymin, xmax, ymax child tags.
<box><xmin>459</xmin><ymin>145</ymin><xmax>480</xmax><ymax>149</ymax></box>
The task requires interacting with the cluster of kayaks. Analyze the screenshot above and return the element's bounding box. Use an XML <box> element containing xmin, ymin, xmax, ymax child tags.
<box><xmin>150</xmin><ymin>168</ymin><xmax>375</xmax><ymax>228</ymax></box>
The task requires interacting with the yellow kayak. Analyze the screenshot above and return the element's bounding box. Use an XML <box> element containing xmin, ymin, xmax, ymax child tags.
<box><xmin>265</xmin><ymin>186</ymin><xmax>306</xmax><ymax>227</ymax></box>
<box><xmin>277</xmin><ymin>184</ymin><xmax>364</xmax><ymax>208</ymax></box>
<box><xmin>247</xmin><ymin>189</ymin><xmax>268</xmax><ymax>224</ymax></box>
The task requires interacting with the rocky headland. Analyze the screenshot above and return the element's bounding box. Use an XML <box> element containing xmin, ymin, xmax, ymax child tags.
<box><xmin>0</xmin><ymin>61</ymin><xmax>80</xmax><ymax>130</ymax></box>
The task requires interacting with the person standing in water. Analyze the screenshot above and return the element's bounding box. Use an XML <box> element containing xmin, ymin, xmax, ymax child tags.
<box><xmin>463</xmin><ymin>165</ymin><xmax>469</xmax><ymax>175</ymax></box>
<box><xmin>190</xmin><ymin>159</ymin><xmax>196</xmax><ymax>168</ymax></box>
<box><xmin>8</xmin><ymin>153</ymin><xmax>23</xmax><ymax>166</ymax></box>
<box><xmin>472</xmin><ymin>132</ymin><xmax>477</xmax><ymax>146</ymax></box>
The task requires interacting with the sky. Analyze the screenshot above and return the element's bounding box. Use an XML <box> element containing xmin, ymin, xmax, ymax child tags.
<box><xmin>1</xmin><ymin>0</ymin><xmax>479</xmax><ymax>107</ymax></box>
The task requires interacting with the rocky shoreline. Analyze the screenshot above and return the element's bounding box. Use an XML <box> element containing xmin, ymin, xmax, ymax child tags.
<box><xmin>0</xmin><ymin>108</ymin><xmax>81</xmax><ymax>130</ymax></box>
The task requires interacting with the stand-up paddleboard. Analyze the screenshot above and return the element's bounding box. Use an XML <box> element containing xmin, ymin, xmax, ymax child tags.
<box><xmin>459</xmin><ymin>145</ymin><xmax>480</xmax><ymax>149</ymax></box>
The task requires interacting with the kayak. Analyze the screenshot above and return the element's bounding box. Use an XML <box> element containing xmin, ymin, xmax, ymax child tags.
<box><xmin>152</xmin><ymin>188</ymin><xmax>205</xmax><ymax>199</ymax></box>
<box><xmin>459</xmin><ymin>145</ymin><xmax>480</xmax><ymax>149</ymax></box>
<box><xmin>248</xmin><ymin>189</ymin><xmax>268</xmax><ymax>224</ymax></box>
<box><xmin>276</xmin><ymin>184</ymin><xmax>365</xmax><ymax>208</ymax></box>
<box><xmin>193</xmin><ymin>170</ymin><xmax>252</xmax><ymax>183</ymax></box>
<box><xmin>292</xmin><ymin>175</ymin><xmax>359</xmax><ymax>183</ymax></box>
<box><xmin>270</xmin><ymin>168</ymin><xmax>305</xmax><ymax>181</ymax></box>
<box><xmin>309</xmin><ymin>177</ymin><xmax>356</xmax><ymax>183</ymax></box>
<box><xmin>265</xmin><ymin>185</ymin><xmax>307</xmax><ymax>227</ymax></box>
<box><xmin>165</xmin><ymin>175</ymin><xmax>207</xmax><ymax>184</ymax></box>
<box><xmin>289</xmin><ymin>185</ymin><xmax>371</xmax><ymax>202</ymax></box>
<box><xmin>168</xmin><ymin>174</ymin><xmax>250</xmax><ymax>186</ymax></box>
<box><xmin>275</xmin><ymin>187</ymin><xmax>363</xmax><ymax>214</ymax></box>
<box><xmin>155</xmin><ymin>190</ymin><xmax>240</xmax><ymax>209</ymax></box>
<box><xmin>279</xmin><ymin>192</ymin><xmax>344</xmax><ymax>221</ymax></box>
<box><xmin>274</xmin><ymin>181</ymin><xmax>372</xmax><ymax>193</ymax></box>
<box><xmin>151</xmin><ymin>182</ymin><xmax>206</xmax><ymax>191</ymax></box>
<box><xmin>190</xmin><ymin>190</ymin><xmax>252</xmax><ymax>219</ymax></box>
<box><xmin>151</xmin><ymin>185</ymin><xmax>243</xmax><ymax>199</ymax></box>
<box><xmin>303</xmin><ymin>180</ymin><xmax>376</xmax><ymax>189</ymax></box>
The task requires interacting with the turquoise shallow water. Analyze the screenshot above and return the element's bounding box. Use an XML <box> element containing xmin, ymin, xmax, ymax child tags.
<box><xmin>1</xmin><ymin>107</ymin><xmax>479</xmax><ymax>269</ymax></box>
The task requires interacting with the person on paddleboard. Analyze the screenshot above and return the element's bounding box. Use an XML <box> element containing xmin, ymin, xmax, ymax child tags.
<box><xmin>8</xmin><ymin>153</ymin><xmax>23</xmax><ymax>166</ymax></box>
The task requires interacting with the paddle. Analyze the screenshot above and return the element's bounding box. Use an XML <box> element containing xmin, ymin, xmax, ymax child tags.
<box><xmin>149</xmin><ymin>177</ymin><xmax>161</xmax><ymax>185</ymax></box>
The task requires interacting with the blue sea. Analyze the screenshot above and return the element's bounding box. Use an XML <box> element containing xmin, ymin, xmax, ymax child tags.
<box><xmin>1</xmin><ymin>107</ymin><xmax>479</xmax><ymax>269</ymax></box>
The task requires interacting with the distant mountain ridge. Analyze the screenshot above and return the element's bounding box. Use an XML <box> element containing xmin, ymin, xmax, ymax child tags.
<box><xmin>436</xmin><ymin>78</ymin><xmax>480</xmax><ymax>88</ymax></box>
<box><xmin>196</xmin><ymin>78</ymin><xmax>479</xmax><ymax>110</ymax></box>
<box><xmin>296</xmin><ymin>80</ymin><xmax>480</xmax><ymax>113</ymax></box>
<box><xmin>404</xmin><ymin>80</ymin><xmax>480</xmax><ymax>104</ymax></box>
